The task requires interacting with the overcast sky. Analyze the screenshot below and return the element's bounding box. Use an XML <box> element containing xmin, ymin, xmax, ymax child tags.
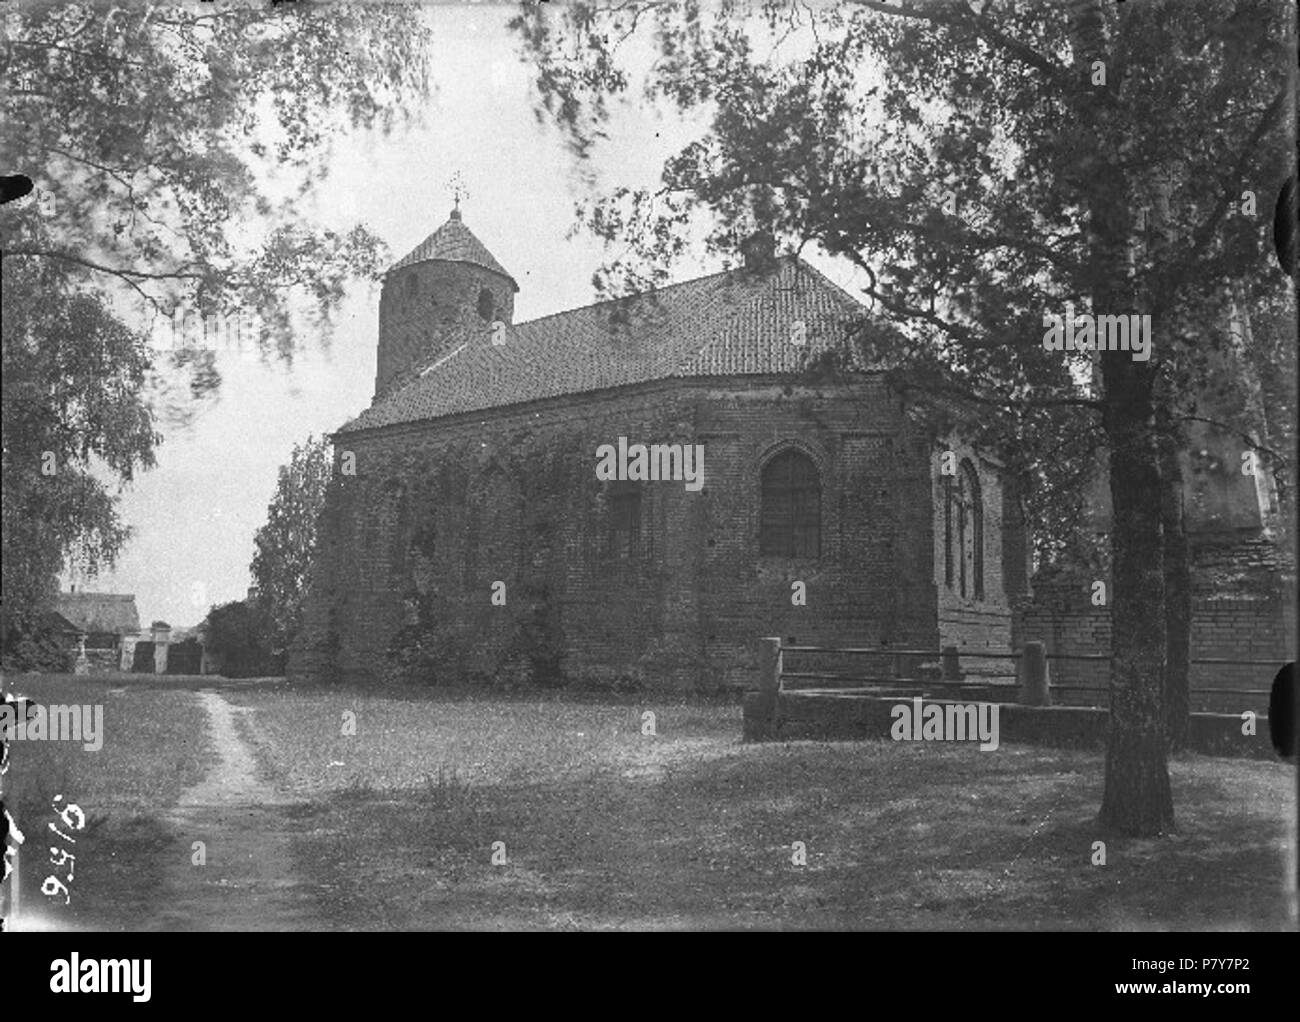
<box><xmin>67</xmin><ymin>3</ymin><xmax>859</xmax><ymax>628</ymax></box>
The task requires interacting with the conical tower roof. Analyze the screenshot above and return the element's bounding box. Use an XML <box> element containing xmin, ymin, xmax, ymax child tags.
<box><xmin>387</xmin><ymin>208</ymin><xmax>518</xmax><ymax>290</ymax></box>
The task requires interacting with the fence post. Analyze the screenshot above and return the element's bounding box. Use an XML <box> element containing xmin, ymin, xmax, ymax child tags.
<box><xmin>744</xmin><ymin>637</ymin><xmax>784</xmax><ymax>741</ymax></box>
<box><xmin>1019</xmin><ymin>641</ymin><xmax>1051</xmax><ymax>706</ymax></box>
<box><xmin>941</xmin><ymin>645</ymin><xmax>962</xmax><ymax>682</ymax></box>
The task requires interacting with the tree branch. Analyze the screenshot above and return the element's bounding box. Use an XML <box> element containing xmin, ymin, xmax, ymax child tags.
<box><xmin>1153</xmin><ymin>85</ymin><xmax>1289</xmax><ymax>312</ymax></box>
<box><xmin>1</xmin><ymin>247</ymin><xmax>204</xmax><ymax>313</ymax></box>
<box><xmin>890</xmin><ymin>375</ymin><xmax>1103</xmax><ymax>411</ymax></box>
<box><xmin>1176</xmin><ymin>415</ymin><xmax>1283</xmax><ymax>462</ymax></box>
<box><xmin>845</xmin><ymin>0</ymin><xmax>1066</xmax><ymax>82</ymax></box>
<box><xmin>2</xmin><ymin>247</ymin><xmax>203</xmax><ymax>282</ymax></box>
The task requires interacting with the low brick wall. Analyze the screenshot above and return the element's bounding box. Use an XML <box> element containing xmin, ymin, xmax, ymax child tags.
<box><xmin>743</xmin><ymin>692</ymin><xmax>1278</xmax><ymax>760</ymax></box>
<box><xmin>81</xmin><ymin>648</ymin><xmax>120</xmax><ymax>674</ymax></box>
<box><xmin>1020</xmin><ymin>578</ymin><xmax>1294</xmax><ymax>704</ymax></box>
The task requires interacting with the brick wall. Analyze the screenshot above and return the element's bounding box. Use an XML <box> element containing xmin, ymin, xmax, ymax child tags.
<box><xmin>82</xmin><ymin>647</ymin><xmax>120</xmax><ymax>674</ymax></box>
<box><xmin>1018</xmin><ymin>580</ymin><xmax>1111</xmax><ymax>690</ymax></box>
<box><xmin>932</xmin><ymin>439</ymin><xmax>1018</xmax><ymax>677</ymax></box>
<box><xmin>375</xmin><ymin>260</ymin><xmax>516</xmax><ymax>400</ymax></box>
<box><xmin>1019</xmin><ymin>565</ymin><xmax>1295</xmax><ymax>707</ymax></box>
<box><xmin>290</xmin><ymin>374</ymin><xmax>1015</xmax><ymax>691</ymax></box>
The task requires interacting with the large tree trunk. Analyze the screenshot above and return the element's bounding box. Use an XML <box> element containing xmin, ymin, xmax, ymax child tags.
<box><xmin>1099</xmin><ymin>350</ymin><xmax>1176</xmax><ymax>834</ymax></box>
<box><xmin>1157</xmin><ymin>411</ymin><xmax>1192</xmax><ymax>752</ymax></box>
<box><xmin>1069</xmin><ymin>0</ymin><xmax>1176</xmax><ymax>836</ymax></box>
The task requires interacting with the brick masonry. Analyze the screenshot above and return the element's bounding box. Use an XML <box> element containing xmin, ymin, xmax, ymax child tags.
<box><xmin>933</xmin><ymin>439</ymin><xmax>1021</xmax><ymax>678</ymax></box>
<box><xmin>289</xmin><ymin>233</ymin><xmax>1290</xmax><ymax>698</ymax></box>
<box><xmin>289</xmin><ymin>217</ymin><xmax>1038</xmax><ymax>692</ymax></box>
<box><xmin>375</xmin><ymin>259</ymin><xmax>516</xmax><ymax>400</ymax></box>
<box><xmin>1019</xmin><ymin>557</ymin><xmax>1295</xmax><ymax>709</ymax></box>
<box><xmin>290</xmin><ymin>373</ymin><xmax>1025</xmax><ymax>691</ymax></box>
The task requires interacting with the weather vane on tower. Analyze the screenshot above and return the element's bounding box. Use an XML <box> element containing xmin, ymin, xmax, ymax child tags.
<box><xmin>446</xmin><ymin>172</ymin><xmax>470</xmax><ymax>216</ymax></box>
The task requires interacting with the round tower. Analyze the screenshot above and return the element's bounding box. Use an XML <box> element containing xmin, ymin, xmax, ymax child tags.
<box><xmin>374</xmin><ymin>207</ymin><xmax>518</xmax><ymax>400</ymax></box>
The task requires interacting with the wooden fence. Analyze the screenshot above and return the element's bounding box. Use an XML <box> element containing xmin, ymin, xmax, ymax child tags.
<box><xmin>760</xmin><ymin>639</ymin><xmax>1278</xmax><ymax>713</ymax></box>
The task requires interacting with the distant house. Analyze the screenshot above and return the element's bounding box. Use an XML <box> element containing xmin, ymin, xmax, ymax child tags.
<box><xmin>51</xmin><ymin>591</ymin><xmax>142</xmax><ymax>674</ymax></box>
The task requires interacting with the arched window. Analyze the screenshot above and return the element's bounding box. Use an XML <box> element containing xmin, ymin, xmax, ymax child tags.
<box><xmin>945</xmin><ymin>459</ymin><xmax>984</xmax><ymax>599</ymax></box>
<box><xmin>476</xmin><ymin>288</ymin><xmax>496</xmax><ymax>322</ymax></box>
<box><xmin>406</xmin><ymin>273</ymin><xmax>420</xmax><ymax>300</ymax></box>
<box><xmin>760</xmin><ymin>449</ymin><xmax>821</xmax><ymax>557</ymax></box>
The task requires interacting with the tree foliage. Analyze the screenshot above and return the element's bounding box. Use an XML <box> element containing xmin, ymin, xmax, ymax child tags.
<box><xmin>1</xmin><ymin>1</ymin><xmax>432</xmax><ymax>348</ymax></box>
<box><xmin>1</xmin><ymin>238</ymin><xmax>158</xmax><ymax>647</ymax></box>
<box><xmin>201</xmin><ymin>598</ymin><xmax>274</xmax><ymax>678</ymax></box>
<box><xmin>511</xmin><ymin>0</ymin><xmax>1295</xmax><ymax>834</ymax></box>
<box><xmin>250</xmin><ymin>434</ymin><xmax>331</xmax><ymax>657</ymax></box>
<box><xmin>0</xmin><ymin>1</ymin><xmax>431</xmax><ymax>636</ymax></box>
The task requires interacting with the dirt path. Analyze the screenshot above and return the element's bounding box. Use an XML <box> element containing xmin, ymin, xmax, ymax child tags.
<box><xmin>145</xmin><ymin>690</ymin><xmax>317</xmax><ymax>931</ymax></box>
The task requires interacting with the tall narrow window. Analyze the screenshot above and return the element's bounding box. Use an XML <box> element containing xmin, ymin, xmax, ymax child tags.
<box><xmin>946</xmin><ymin>459</ymin><xmax>984</xmax><ymax>599</ymax></box>
<box><xmin>760</xmin><ymin>450</ymin><xmax>821</xmax><ymax>558</ymax></box>
<box><xmin>944</xmin><ymin>475</ymin><xmax>955</xmax><ymax>589</ymax></box>
<box><xmin>361</xmin><ymin>486</ymin><xmax>380</xmax><ymax>572</ymax></box>
<box><xmin>390</xmin><ymin>486</ymin><xmax>411</xmax><ymax>582</ymax></box>
<box><xmin>968</xmin><ymin>461</ymin><xmax>984</xmax><ymax>600</ymax></box>
<box><xmin>608</xmin><ymin>484</ymin><xmax>641</xmax><ymax>560</ymax></box>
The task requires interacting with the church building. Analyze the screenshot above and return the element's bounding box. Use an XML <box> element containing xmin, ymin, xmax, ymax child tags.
<box><xmin>289</xmin><ymin>209</ymin><xmax>1026</xmax><ymax>690</ymax></box>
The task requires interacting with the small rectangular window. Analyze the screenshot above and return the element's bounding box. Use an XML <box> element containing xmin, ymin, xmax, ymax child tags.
<box><xmin>608</xmin><ymin>488</ymin><xmax>641</xmax><ymax>560</ymax></box>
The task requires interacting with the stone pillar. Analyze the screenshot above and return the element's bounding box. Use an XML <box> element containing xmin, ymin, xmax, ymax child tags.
<box><xmin>120</xmin><ymin>632</ymin><xmax>140</xmax><ymax>672</ymax></box>
<box><xmin>743</xmin><ymin>637</ymin><xmax>784</xmax><ymax>741</ymax></box>
<box><xmin>1018</xmin><ymin>641</ymin><xmax>1051</xmax><ymax>706</ymax></box>
<box><xmin>73</xmin><ymin>634</ymin><xmax>90</xmax><ymax>675</ymax></box>
<box><xmin>152</xmin><ymin>623</ymin><xmax>171</xmax><ymax>675</ymax></box>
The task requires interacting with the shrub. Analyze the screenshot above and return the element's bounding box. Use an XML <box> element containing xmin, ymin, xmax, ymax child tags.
<box><xmin>0</xmin><ymin>619</ymin><xmax>74</xmax><ymax>673</ymax></box>
<box><xmin>201</xmin><ymin>600</ymin><xmax>277</xmax><ymax>677</ymax></box>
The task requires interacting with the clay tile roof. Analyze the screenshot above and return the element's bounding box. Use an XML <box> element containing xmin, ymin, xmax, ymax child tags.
<box><xmin>387</xmin><ymin>210</ymin><xmax>518</xmax><ymax>289</ymax></box>
<box><xmin>339</xmin><ymin>255</ymin><xmax>882</xmax><ymax>434</ymax></box>
<box><xmin>52</xmin><ymin>592</ymin><xmax>141</xmax><ymax>636</ymax></box>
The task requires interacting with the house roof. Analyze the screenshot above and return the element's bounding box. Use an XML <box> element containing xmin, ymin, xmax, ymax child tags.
<box><xmin>42</xmin><ymin>611</ymin><xmax>83</xmax><ymax>636</ymax></box>
<box><xmin>340</xmin><ymin>254</ymin><xmax>879</xmax><ymax>435</ymax></box>
<box><xmin>387</xmin><ymin>208</ymin><xmax>518</xmax><ymax>289</ymax></box>
<box><xmin>53</xmin><ymin>592</ymin><xmax>141</xmax><ymax>636</ymax></box>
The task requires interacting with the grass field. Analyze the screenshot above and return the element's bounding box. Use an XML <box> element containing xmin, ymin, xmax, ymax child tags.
<box><xmin>4</xmin><ymin>675</ymin><xmax>1293</xmax><ymax>930</ymax></box>
<box><xmin>229</xmin><ymin>683</ymin><xmax>1296</xmax><ymax>930</ymax></box>
<box><xmin>4</xmin><ymin>673</ymin><xmax>216</xmax><ymax>930</ymax></box>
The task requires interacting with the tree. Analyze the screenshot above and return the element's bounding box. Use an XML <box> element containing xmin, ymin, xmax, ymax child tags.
<box><xmin>1</xmin><ymin>2</ymin><xmax>430</xmax><ymax>343</ymax></box>
<box><xmin>1</xmin><ymin>239</ymin><xmax>158</xmax><ymax>656</ymax></box>
<box><xmin>0</xmin><ymin>2</ymin><xmax>431</xmax><ymax>639</ymax></box>
<box><xmin>250</xmin><ymin>435</ymin><xmax>331</xmax><ymax>659</ymax></box>
<box><xmin>201</xmin><ymin>599</ymin><xmax>273</xmax><ymax>679</ymax></box>
<box><xmin>511</xmin><ymin>0</ymin><xmax>1293</xmax><ymax>835</ymax></box>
